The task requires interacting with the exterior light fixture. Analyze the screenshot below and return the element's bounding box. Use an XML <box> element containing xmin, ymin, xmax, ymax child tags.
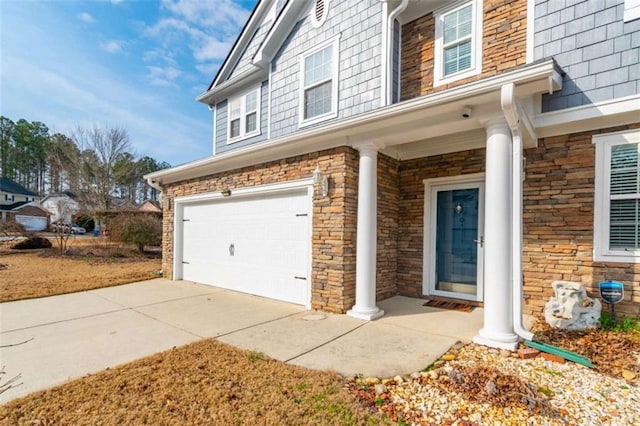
<box><xmin>221</xmin><ymin>189</ymin><xmax>232</xmax><ymax>197</ymax></box>
<box><xmin>312</xmin><ymin>165</ymin><xmax>330</xmax><ymax>197</ymax></box>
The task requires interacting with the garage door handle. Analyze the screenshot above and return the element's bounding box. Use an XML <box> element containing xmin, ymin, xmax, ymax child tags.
<box><xmin>229</xmin><ymin>244</ymin><xmax>235</xmax><ymax>256</ymax></box>
<box><xmin>182</xmin><ymin>261</ymin><xmax>190</xmax><ymax>264</ymax></box>
<box><xmin>294</xmin><ymin>276</ymin><xmax>307</xmax><ymax>280</ymax></box>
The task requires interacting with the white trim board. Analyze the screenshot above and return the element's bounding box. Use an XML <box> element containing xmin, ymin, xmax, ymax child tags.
<box><xmin>535</xmin><ymin>95</ymin><xmax>640</xmax><ymax>138</ymax></box>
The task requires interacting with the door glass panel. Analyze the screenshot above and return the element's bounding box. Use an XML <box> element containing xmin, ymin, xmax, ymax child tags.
<box><xmin>435</xmin><ymin>188</ymin><xmax>479</xmax><ymax>294</ymax></box>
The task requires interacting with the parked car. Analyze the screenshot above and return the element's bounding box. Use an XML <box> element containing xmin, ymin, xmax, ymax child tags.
<box><xmin>51</xmin><ymin>222</ymin><xmax>70</xmax><ymax>233</ymax></box>
<box><xmin>71</xmin><ymin>224</ymin><xmax>86</xmax><ymax>234</ymax></box>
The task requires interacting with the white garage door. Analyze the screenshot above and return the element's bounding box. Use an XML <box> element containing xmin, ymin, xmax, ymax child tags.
<box><xmin>180</xmin><ymin>189</ymin><xmax>310</xmax><ymax>305</ymax></box>
<box><xmin>15</xmin><ymin>215</ymin><xmax>47</xmax><ymax>231</ymax></box>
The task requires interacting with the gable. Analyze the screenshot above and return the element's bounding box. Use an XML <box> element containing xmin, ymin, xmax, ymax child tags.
<box><xmin>227</xmin><ymin>19</ymin><xmax>273</xmax><ymax>81</ymax></box>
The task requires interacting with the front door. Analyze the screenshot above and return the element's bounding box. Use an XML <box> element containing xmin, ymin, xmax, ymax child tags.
<box><xmin>424</xmin><ymin>176</ymin><xmax>484</xmax><ymax>301</ymax></box>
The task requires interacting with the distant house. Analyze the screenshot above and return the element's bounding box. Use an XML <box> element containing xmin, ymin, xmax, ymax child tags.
<box><xmin>40</xmin><ymin>192</ymin><xmax>80</xmax><ymax>224</ymax></box>
<box><xmin>0</xmin><ymin>177</ymin><xmax>40</xmax><ymax>206</ymax></box>
<box><xmin>0</xmin><ymin>178</ymin><xmax>48</xmax><ymax>231</ymax></box>
<box><xmin>138</xmin><ymin>200</ymin><xmax>161</xmax><ymax>213</ymax></box>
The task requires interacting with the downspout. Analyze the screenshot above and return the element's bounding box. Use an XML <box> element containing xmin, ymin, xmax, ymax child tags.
<box><xmin>501</xmin><ymin>82</ymin><xmax>535</xmax><ymax>341</ymax></box>
<box><xmin>381</xmin><ymin>0</ymin><xmax>408</xmax><ymax>106</ymax></box>
<box><xmin>146</xmin><ymin>177</ymin><xmax>162</xmax><ymax>193</ymax></box>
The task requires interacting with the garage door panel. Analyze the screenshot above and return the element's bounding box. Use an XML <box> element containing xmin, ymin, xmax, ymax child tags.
<box><xmin>180</xmin><ymin>189</ymin><xmax>310</xmax><ymax>305</ymax></box>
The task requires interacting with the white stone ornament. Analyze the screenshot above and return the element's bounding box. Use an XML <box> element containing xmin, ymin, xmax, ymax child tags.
<box><xmin>544</xmin><ymin>281</ymin><xmax>601</xmax><ymax>330</ymax></box>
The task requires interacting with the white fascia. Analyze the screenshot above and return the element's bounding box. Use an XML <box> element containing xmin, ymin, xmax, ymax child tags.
<box><xmin>535</xmin><ymin>94</ymin><xmax>640</xmax><ymax>138</ymax></box>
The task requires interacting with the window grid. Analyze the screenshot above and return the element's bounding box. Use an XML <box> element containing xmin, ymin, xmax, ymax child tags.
<box><xmin>442</xmin><ymin>4</ymin><xmax>473</xmax><ymax>77</ymax></box>
<box><xmin>303</xmin><ymin>45</ymin><xmax>333</xmax><ymax>120</ymax></box>
<box><xmin>227</xmin><ymin>87</ymin><xmax>260</xmax><ymax>143</ymax></box>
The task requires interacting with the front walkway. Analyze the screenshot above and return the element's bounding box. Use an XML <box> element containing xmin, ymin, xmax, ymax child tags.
<box><xmin>0</xmin><ymin>279</ymin><xmax>483</xmax><ymax>403</ymax></box>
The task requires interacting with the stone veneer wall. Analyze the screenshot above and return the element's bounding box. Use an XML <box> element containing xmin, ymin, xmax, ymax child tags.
<box><xmin>523</xmin><ymin>124</ymin><xmax>640</xmax><ymax>317</ymax></box>
<box><xmin>397</xmin><ymin>149</ymin><xmax>486</xmax><ymax>296</ymax></box>
<box><xmin>161</xmin><ymin>147</ymin><xmax>359</xmax><ymax>313</ymax></box>
<box><xmin>377</xmin><ymin>153</ymin><xmax>400</xmax><ymax>300</ymax></box>
<box><xmin>400</xmin><ymin>0</ymin><xmax>528</xmax><ymax>101</ymax></box>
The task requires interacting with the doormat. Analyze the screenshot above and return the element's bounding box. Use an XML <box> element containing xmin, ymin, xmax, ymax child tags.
<box><xmin>423</xmin><ymin>299</ymin><xmax>474</xmax><ymax>313</ymax></box>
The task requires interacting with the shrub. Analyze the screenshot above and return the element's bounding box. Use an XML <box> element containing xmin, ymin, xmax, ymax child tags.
<box><xmin>109</xmin><ymin>214</ymin><xmax>162</xmax><ymax>253</ymax></box>
<box><xmin>13</xmin><ymin>237</ymin><xmax>52</xmax><ymax>250</ymax></box>
<box><xmin>0</xmin><ymin>221</ymin><xmax>26</xmax><ymax>236</ymax></box>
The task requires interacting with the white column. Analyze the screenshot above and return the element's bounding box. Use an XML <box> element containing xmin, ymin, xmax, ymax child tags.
<box><xmin>473</xmin><ymin>119</ymin><xmax>519</xmax><ymax>350</ymax></box>
<box><xmin>347</xmin><ymin>143</ymin><xmax>384</xmax><ymax>320</ymax></box>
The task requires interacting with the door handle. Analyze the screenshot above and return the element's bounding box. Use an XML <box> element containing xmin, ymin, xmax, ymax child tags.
<box><xmin>229</xmin><ymin>243</ymin><xmax>235</xmax><ymax>256</ymax></box>
<box><xmin>474</xmin><ymin>236</ymin><xmax>484</xmax><ymax>248</ymax></box>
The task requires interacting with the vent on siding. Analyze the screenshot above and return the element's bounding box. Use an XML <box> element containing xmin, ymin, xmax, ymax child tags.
<box><xmin>311</xmin><ymin>0</ymin><xmax>329</xmax><ymax>28</ymax></box>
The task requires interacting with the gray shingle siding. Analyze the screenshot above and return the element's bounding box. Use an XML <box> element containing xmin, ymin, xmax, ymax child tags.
<box><xmin>269</xmin><ymin>0</ymin><xmax>382</xmax><ymax>139</ymax></box>
<box><xmin>536</xmin><ymin>0</ymin><xmax>640</xmax><ymax>112</ymax></box>
<box><xmin>215</xmin><ymin>80</ymin><xmax>269</xmax><ymax>154</ymax></box>
<box><xmin>228</xmin><ymin>22</ymin><xmax>272</xmax><ymax>80</ymax></box>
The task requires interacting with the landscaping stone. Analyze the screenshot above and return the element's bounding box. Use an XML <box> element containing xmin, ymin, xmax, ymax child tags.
<box><xmin>540</xmin><ymin>352</ymin><xmax>566</xmax><ymax>364</ymax></box>
<box><xmin>544</xmin><ymin>281</ymin><xmax>601</xmax><ymax>330</ymax></box>
<box><xmin>374</xmin><ymin>383</ymin><xmax>387</xmax><ymax>395</ymax></box>
<box><xmin>518</xmin><ymin>347</ymin><xmax>540</xmax><ymax>359</ymax></box>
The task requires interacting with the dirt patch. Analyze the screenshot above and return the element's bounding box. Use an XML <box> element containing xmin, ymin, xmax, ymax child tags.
<box><xmin>0</xmin><ymin>236</ymin><xmax>161</xmax><ymax>302</ymax></box>
<box><xmin>0</xmin><ymin>340</ymin><xmax>385</xmax><ymax>425</ymax></box>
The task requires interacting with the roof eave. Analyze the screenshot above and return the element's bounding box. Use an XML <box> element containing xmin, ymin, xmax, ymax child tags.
<box><xmin>148</xmin><ymin>60</ymin><xmax>562</xmax><ymax>186</ymax></box>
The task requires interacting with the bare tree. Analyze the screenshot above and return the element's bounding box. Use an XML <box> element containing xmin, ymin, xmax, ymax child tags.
<box><xmin>72</xmin><ymin>126</ymin><xmax>132</xmax><ymax>212</ymax></box>
<box><xmin>51</xmin><ymin>198</ymin><xmax>77</xmax><ymax>256</ymax></box>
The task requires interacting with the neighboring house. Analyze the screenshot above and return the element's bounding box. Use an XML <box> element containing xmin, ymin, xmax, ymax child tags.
<box><xmin>146</xmin><ymin>0</ymin><xmax>640</xmax><ymax>349</ymax></box>
<box><xmin>0</xmin><ymin>178</ymin><xmax>48</xmax><ymax>231</ymax></box>
<box><xmin>40</xmin><ymin>192</ymin><xmax>80</xmax><ymax>224</ymax></box>
<box><xmin>0</xmin><ymin>177</ymin><xmax>40</xmax><ymax>206</ymax></box>
<box><xmin>138</xmin><ymin>200</ymin><xmax>161</xmax><ymax>213</ymax></box>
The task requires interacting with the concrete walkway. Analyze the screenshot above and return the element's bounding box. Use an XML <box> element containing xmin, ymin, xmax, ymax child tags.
<box><xmin>0</xmin><ymin>279</ymin><xmax>483</xmax><ymax>404</ymax></box>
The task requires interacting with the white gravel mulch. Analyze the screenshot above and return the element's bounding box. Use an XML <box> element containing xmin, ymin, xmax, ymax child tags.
<box><xmin>357</xmin><ymin>343</ymin><xmax>640</xmax><ymax>425</ymax></box>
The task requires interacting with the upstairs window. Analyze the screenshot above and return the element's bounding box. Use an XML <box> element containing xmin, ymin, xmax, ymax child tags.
<box><xmin>299</xmin><ymin>37</ymin><xmax>339</xmax><ymax>127</ymax></box>
<box><xmin>434</xmin><ymin>0</ymin><xmax>482</xmax><ymax>86</ymax></box>
<box><xmin>593</xmin><ymin>130</ymin><xmax>640</xmax><ymax>263</ymax></box>
<box><xmin>227</xmin><ymin>86</ymin><xmax>261</xmax><ymax>143</ymax></box>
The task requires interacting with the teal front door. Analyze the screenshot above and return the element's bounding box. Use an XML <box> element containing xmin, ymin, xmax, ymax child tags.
<box><xmin>425</xmin><ymin>177</ymin><xmax>484</xmax><ymax>301</ymax></box>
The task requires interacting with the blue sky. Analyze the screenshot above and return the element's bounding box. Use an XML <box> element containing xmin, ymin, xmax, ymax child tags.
<box><xmin>1</xmin><ymin>0</ymin><xmax>257</xmax><ymax>167</ymax></box>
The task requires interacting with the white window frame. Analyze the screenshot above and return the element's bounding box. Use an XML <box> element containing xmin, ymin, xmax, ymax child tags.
<box><xmin>433</xmin><ymin>0</ymin><xmax>483</xmax><ymax>87</ymax></box>
<box><xmin>227</xmin><ymin>85</ymin><xmax>261</xmax><ymax>144</ymax></box>
<box><xmin>298</xmin><ymin>36</ymin><xmax>340</xmax><ymax>128</ymax></box>
<box><xmin>624</xmin><ymin>0</ymin><xmax>640</xmax><ymax>22</ymax></box>
<box><xmin>593</xmin><ymin>129</ymin><xmax>640</xmax><ymax>263</ymax></box>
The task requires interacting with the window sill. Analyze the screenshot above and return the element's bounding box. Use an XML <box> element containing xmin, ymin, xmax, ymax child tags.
<box><xmin>227</xmin><ymin>130</ymin><xmax>261</xmax><ymax>145</ymax></box>
<box><xmin>594</xmin><ymin>251</ymin><xmax>640</xmax><ymax>264</ymax></box>
<box><xmin>434</xmin><ymin>67</ymin><xmax>481</xmax><ymax>87</ymax></box>
<box><xmin>298</xmin><ymin>111</ymin><xmax>337</xmax><ymax>129</ymax></box>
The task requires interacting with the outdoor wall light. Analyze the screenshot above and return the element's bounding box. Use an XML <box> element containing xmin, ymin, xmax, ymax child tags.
<box><xmin>312</xmin><ymin>165</ymin><xmax>330</xmax><ymax>197</ymax></box>
<box><xmin>455</xmin><ymin>203</ymin><xmax>463</xmax><ymax>214</ymax></box>
<box><xmin>461</xmin><ymin>106</ymin><xmax>472</xmax><ymax>119</ymax></box>
<box><xmin>221</xmin><ymin>189</ymin><xmax>232</xmax><ymax>197</ymax></box>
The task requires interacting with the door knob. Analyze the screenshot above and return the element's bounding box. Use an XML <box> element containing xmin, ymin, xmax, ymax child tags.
<box><xmin>474</xmin><ymin>236</ymin><xmax>484</xmax><ymax>248</ymax></box>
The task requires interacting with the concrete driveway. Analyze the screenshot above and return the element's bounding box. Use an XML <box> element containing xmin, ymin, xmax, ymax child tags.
<box><xmin>0</xmin><ymin>278</ymin><xmax>483</xmax><ymax>404</ymax></box>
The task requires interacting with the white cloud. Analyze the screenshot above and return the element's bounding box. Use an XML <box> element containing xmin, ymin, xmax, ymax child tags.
<box><xmin>100</xmin><ymin>40</ymin><xmax>124</xmax><ymax>53</ymax></box>
<box><xmin>146</xmin><ymin>65</ymin><xmax>182</xmax><ymax>87</ymax></box>
<box><xmin>144</xmin><ymin>0</ymin><xmax>252</xmax><ymax>76</ymax></box>
<box><xmin>77</xmin><ymin>12</ymin><xmax>95</xmax><ymax>23</ymax></box>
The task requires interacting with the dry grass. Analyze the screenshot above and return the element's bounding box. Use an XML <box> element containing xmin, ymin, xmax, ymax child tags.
<box><xmin>0</xmin><ymin>340</ymin><xmax>384</xmax><ymax>425</ymax></box>
<box><xmin>0</xmin><ymin>235</ymin><xmax>161</xmax><ymax>303</ymax></box>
